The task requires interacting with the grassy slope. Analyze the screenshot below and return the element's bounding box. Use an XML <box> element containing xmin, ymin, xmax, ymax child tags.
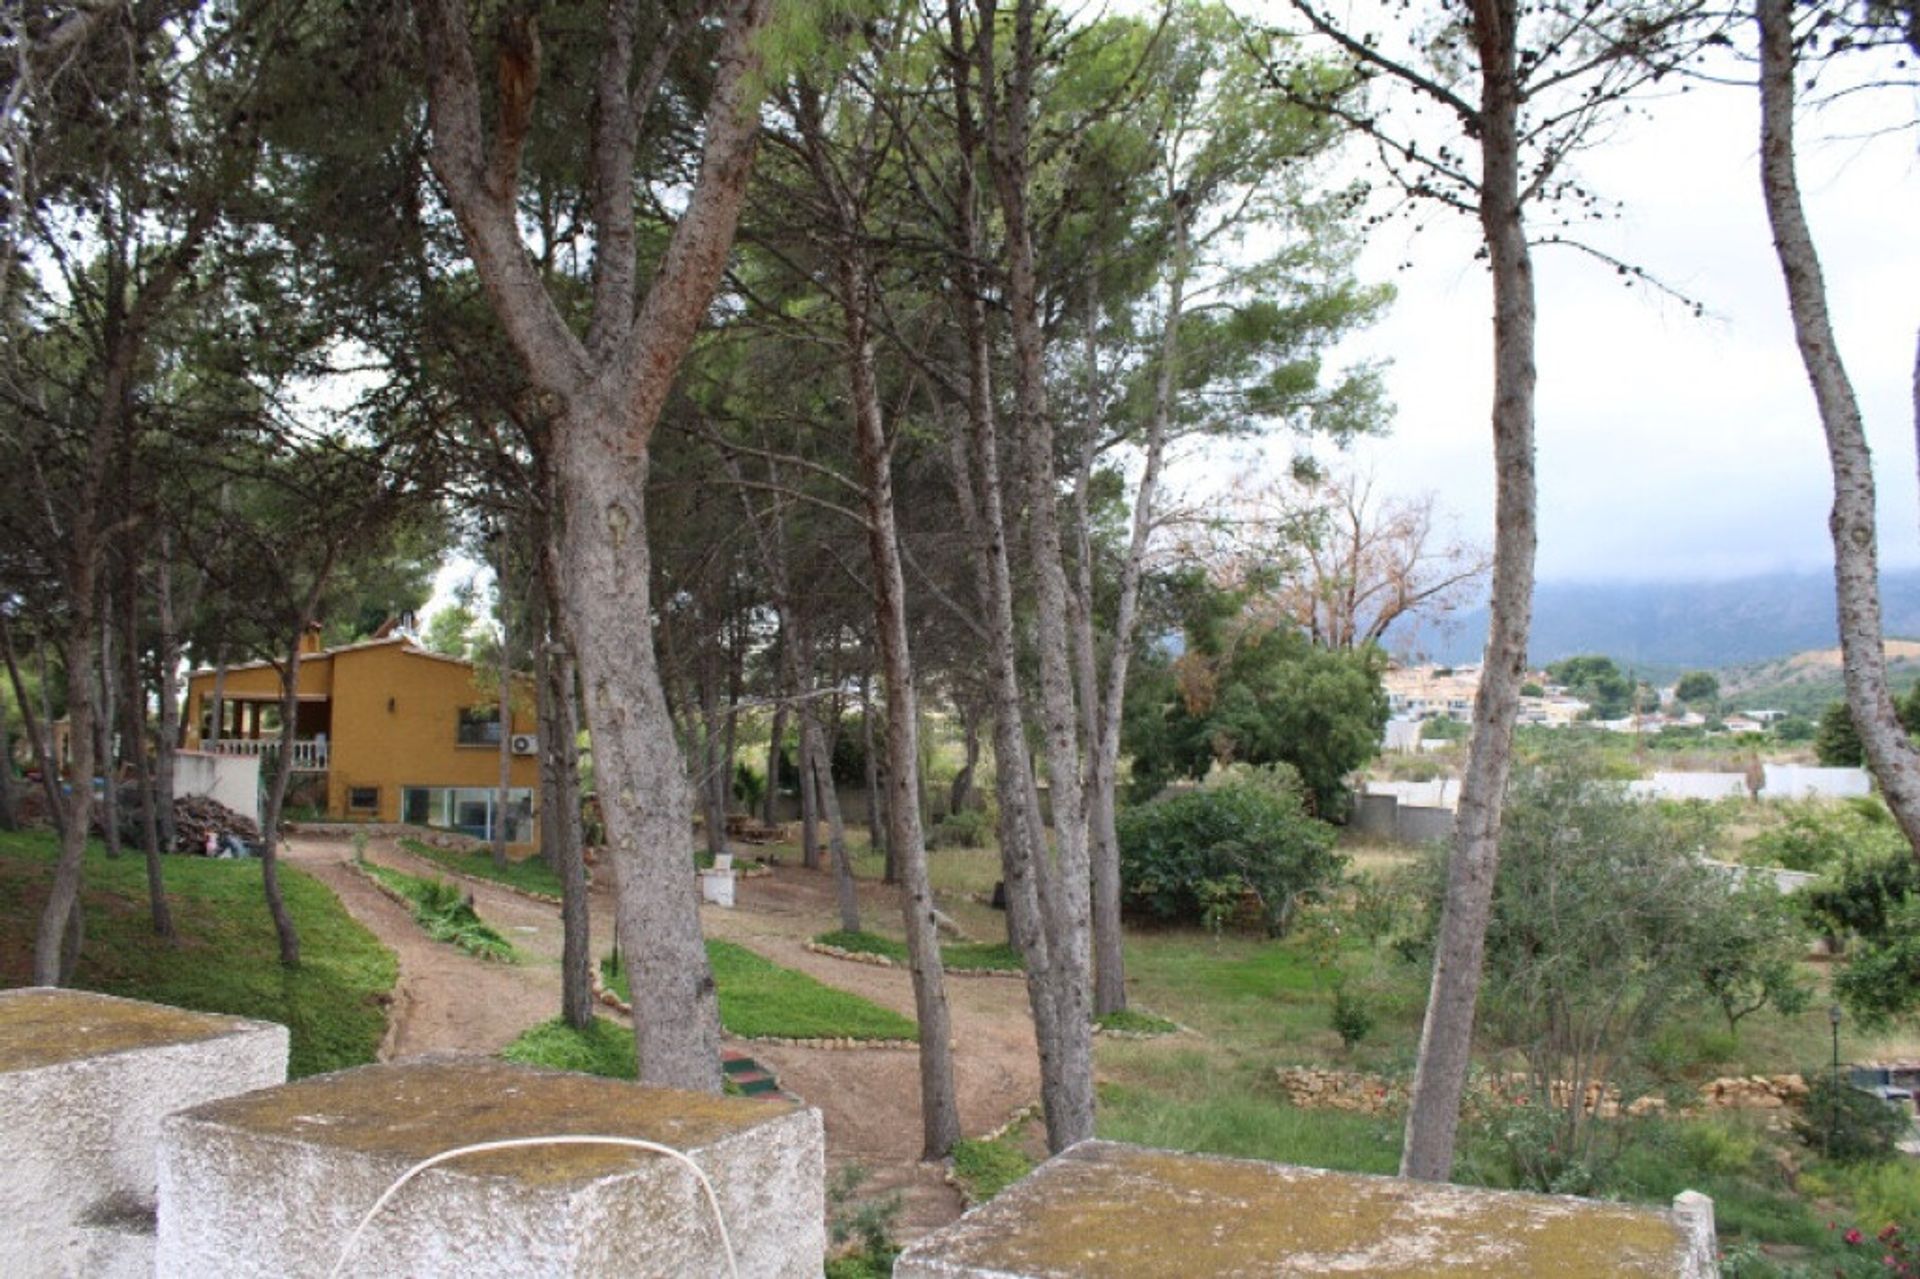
<box><xmin>0</xmin><ymin>830</ymin><xmax>395</xmax><ymax>1077</ymax></box>
<box><xmin>604</xmin><ymin>940</ymin><xmax>917</xmax><ymax>1041</ymax></box>
<box><xmin>397</xmin><ymin>837</ymin><xmax>566</xmax><ymax>897</ymax></box>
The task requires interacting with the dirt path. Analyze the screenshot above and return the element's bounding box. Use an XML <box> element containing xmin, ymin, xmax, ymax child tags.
<box><xmin>280</xmin><ymin>833</ymin><xmax>585</xmax><ymax>1058</ymax></box>
<box><xmin>282</xmin><ymin>833</ymin><xmax>1040</xmax><ymax>1241</ymax></box>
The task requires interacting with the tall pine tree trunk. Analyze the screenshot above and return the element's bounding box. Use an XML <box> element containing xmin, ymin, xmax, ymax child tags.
<box><xmin>842</xmin><ymin>252</ymin><xmax>960</xmax><ymax>1158</ymax></box>
<box><xmin>534</xmin><ymin>507</ymin><xmax>593</xmax><ymax>1029</ymax></box>
<box><xmin>493</xmin><ymin>541</ymin><xmax>513</xmax><ymax>868</ymax></box>
<box><xmin>153</xmin><ymin>533</ymin><xmax>181</xmax><ymax>849</ymax></box>
<box><xmin>95</xmin><ymin>601</ymin><xmax>121</xmax><ymax>859</ymax></box>
<box><xmin>121</xmin><ymin>559</ymin><xmax>172</xmax><ymax>938</ymax></box>
<box><xmin>981</xmin><ymin>0</ymin><xmax>1095</xmax><ymax>1151</ymax></box>
<box><xmin>1400</xmin><ymin>0</ymin><xmax>1537</xmax><ymax>1181</ymax></box>
<box><xmin>1756</xmin><ymin>0</ymin><xmax>1920</xmax><ymax>857</ymax></box>
<box><xmin>553</xmin><ymin>403</ymin><xmax>721</xmax><ymax>1088</ymax></box>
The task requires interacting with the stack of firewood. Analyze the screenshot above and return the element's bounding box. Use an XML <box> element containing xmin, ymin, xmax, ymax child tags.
<box><xmin>171</xmin><ymin>795</ymin><xmax>261</xmax><ymax>854</ymax></box>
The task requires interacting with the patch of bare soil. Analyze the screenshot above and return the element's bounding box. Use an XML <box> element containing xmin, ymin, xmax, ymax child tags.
<box><xmin>285</xmin><ymin>835</ymin><xmax>1041</xmax><ymax>1243</ymax></box>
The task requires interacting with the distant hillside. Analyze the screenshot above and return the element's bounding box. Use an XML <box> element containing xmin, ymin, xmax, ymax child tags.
<box><xmin>1721</xmin><ymin>642</ymin><xmax>1920</xmax><ymax>716</ymax></box>
<box><xmin>1408</xmin><ymin>569</ymin><xmax>1920</xmax><ymax>671</ymax></box>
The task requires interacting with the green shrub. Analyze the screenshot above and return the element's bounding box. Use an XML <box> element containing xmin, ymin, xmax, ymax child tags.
<box><xmin>1095</xmin><ymin>1008</ymin><xmax>1178</xmax><ymax>1036</ymax></box>
<box><xmin>928</xmin><ymin>808</ymin><xmax>992</xmax><ymax>850</ymax></box>
<box><xmin>1116</xmin><ymin>767</ymin><xmax>1342</xmax><ymax>936</ymax></box>
<box><xmin>1824</xmin><ymin>1160</ymin><xmax>1920</xmax><ymax>1237</ymax></box>
<box><xmin>1330</xmin><ymin>986</ymin><xmax>1375</xmax><ymax>1050</ymax></box>
<box><xmin>950</xmin><ymin>1137</ymin><xmax>1034</xmax><ymax>1204</ymax></box>
<box><xmin>1746</xmin><ymin>802</ymin><xmax>1906</xmax><ymax>874</ymax></box>
<box><xmin>1792</xmin><ymin>1074</ymin><xmax>1910</xmax><ymax>1162</ymax></box>
<box><xmin>501</xmin><ymin>1016</ymin><xmax>635</xmax><ymax>1078</ymax></box>
<box><xmin>367</xmin><ymin>865</ymin><xmax>517</xmax><ymax>962</ymax></box>
<box><xmin>1676</xmin><ymin>1116</ymin><xmax>1764</xmax><ymax>1178</ymax></box>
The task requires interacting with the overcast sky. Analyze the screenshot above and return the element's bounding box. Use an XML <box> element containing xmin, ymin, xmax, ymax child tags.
<box><xmin>1253</xmin><ymin>29</ymin><xmax>1919</xmax><ymax>584</ymax></box>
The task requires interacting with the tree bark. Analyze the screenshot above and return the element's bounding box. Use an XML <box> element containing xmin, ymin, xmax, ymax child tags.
<box><xmin>1400</xmin><ymin>0</ymin><xmax>1537</xmax><ymax>1182</ymax></box>
<box><xmin>420</xmin><ymin>0</ymin><xmax>772</xmax><ymax>1090</ymax></box>
<box><xmin>979</xmin><ymin>0</ymin><xmax>1097</xmax><ymax>1152</ymax></box>
<box><xmin>493</xmin><ymin>538</ymin><xmax>513</xmax><ymax>868</ymax></box>
<box><xmin>96</xmin><ymin>601</ymin><xmax>121</xmax><ymax>859</ymax></box>
<box><xmin>808</xmin><ymin>717</ymin><xmax>862</xmax><ymax>935</ymax></box>
<box><xmin>35</xmin><ymin>609</ymin><xmax>98</xmax><ymax>983</ymax></box>
<box><xmin>764</xmin><ymin>697</ymin><xmax>785</xmax><ymax>827</ymax></box>
<box><xmin>839</xmin><ymin>248</ymin><xmax>961</xmax><ymax>1158</ymax></box>
<box><xmin>153</xmin><ymin>532</ymin><xmax>181</xmax><ymax>849</ymax></box>
<box><xmin>534</xmin><ymin>499</ymin><xmax>593</xmax><ymax>1029</ymax></box>
<box><xmin>1</xmin><ymin>613</ymin><xmax>65</xmax><ymax>838</ymax></box>
<box><xmin>121</xmin><ymin>556</ymin><xmax>173</xmax><ymax>938</ymax></box>
<box><xmin>0</xmin><ymin>671</ymin><xmax>14</xmax><ymax>832</ymax></box>
<box><xmin>1757</xmin><ymin>0</ymin><xmax>1920</xmax><ymax>855</ymax></box>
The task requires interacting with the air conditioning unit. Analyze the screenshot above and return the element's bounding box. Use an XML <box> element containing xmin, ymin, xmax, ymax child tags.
<box><xmin>510</xmin><ymin>733</ymin><xmax>538</xmax><ymax>756</ymax></box>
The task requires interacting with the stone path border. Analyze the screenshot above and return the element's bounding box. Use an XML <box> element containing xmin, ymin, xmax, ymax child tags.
<box><xmin>802</xmin><ymin>940</ymin><xmax>1024</xmax><ymax>980</ymax></box>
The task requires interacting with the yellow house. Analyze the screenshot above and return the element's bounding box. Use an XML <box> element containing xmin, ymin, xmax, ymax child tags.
<box><xmin>182</xmin><ymin>632</ymin><xmax>541</xmax><ymax>850</ymax></box>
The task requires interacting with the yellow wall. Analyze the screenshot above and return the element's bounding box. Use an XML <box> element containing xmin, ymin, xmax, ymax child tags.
<box><xmin>183</xmin><ymin>641</ymin><xmax>541</xmax><ymax>849</ymax></box>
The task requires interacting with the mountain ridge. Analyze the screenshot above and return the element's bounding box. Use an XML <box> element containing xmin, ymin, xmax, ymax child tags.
<box><xmin>1403</xmin><ymin>569</ymin><xmax>1920</xmax><ymax>670</ymax></box>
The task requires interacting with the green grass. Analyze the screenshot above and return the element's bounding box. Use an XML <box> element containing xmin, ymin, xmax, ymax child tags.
<box><xmin>500</xmin><ymin>1015</ymin><xmax>635</xmax><ymax>1079</ymax></box>
<box><xmin>1094</xmin><ymin>1043</ymin><xmax>1404</xmax><ymax>1176</ymax></box>
<box><xmin>364</xmin><ymin>864</ymin><xmax>517</xmax><ymax>962</ymax></box>
<box><xmin>397</xmin><ymin>837</ymin><xmax>566</xmax><ymax>898</ymax></box>
<box><xmin>951</xmin><ymin>1136</ymin><xmax>1035</xmax><ymax>1204</ymax></box>
<box><xmin>815</xmin><ymin>928</ymin><xmax>1023</xmax><ymax>973</ymax></box>
<box><xmin>1096</xmin><ymin>1008</ymin><xmax>1178</xmax><ymax>1036</ymax></box>
<box><xmin>0</xmin><ymin>830</ymin><xmax>395</xmax><ymax>1077</ymax></box>
<box><xmin>604</xmin><ymin>941</ymin><xmax>917</xmax><ymax>1041</ymax></box>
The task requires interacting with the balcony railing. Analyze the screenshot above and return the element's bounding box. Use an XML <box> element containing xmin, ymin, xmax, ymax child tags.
<box><xmin>203</xmin><ymin>738</ymin><xmax>329</xmax><ymax>771</ymax></box>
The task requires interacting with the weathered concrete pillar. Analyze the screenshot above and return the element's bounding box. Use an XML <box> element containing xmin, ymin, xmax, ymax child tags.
<box><xmin>157</xmin><ymin>1056</ymin><xmax>824</xmax><ymax>1278</ymax></box>
<box><xmin>0</xmin><ymin>988</ymin><xmax>288</xmax><ymax>1279</ymax></box>
<box><xmin>896</xmin><ymin>1140</ymin><xmax>1718</xmax><ymax>1278</ymax></box>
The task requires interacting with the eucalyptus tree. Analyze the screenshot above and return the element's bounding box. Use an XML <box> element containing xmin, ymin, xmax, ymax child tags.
<box><xmin>1266</xmin><ymin>0</ymin><xmax>1731</xmax><ymax>1179</ymax></box>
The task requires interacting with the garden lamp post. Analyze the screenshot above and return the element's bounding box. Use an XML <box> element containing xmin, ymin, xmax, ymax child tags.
<box><xmin>1829</xmin><ymin>1003</ymin><xmax>1843</xmax><ymax>1155</ymax></box>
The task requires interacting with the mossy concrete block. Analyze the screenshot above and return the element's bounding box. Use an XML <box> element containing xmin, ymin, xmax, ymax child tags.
<box><xmin>0</xmin><ymin>987</ymin><xmax>289</xmax><ymax>1279</ymax></box>
<box><xmin>156</xmin><ymin>1056</ymin><xmax>824</xmax><ymax>1278</ymax></box>
<box><xmin>896</xmin><ymin>1140</ymin><xmax>1718</xmax><ymax>1278</ymax></box>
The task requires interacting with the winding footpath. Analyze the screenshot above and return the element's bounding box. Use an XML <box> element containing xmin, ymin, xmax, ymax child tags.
<box><xmin>280</xmin><ymin>832</ymin><xmax>1041</xmax><ymax>1240</ymax></box>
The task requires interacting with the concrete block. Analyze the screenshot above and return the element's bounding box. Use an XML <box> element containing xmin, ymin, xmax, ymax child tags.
<box><xmin>896</xmin><ymin>1140</ymin><xmax>1716</xmax><ymax>1278</ymax></box>
<box><xmin>0</xmin><ymin>987</ymin><xmax>289</xmax><ymax>1279</ymax></box>
<box><xmin>157</xmin><ymin>1055</ymin><xmax>824</xmax><ymax>1278</ymax></box>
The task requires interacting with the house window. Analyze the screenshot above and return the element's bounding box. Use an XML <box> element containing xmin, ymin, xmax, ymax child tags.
<box><xmin>347</xmin><ymin>786</ymin><xmax>379</xmax><ymax>813</ymax></box>
<box><xmin>457</xmin><ymin>707</ymin><xmax>502</xmax><ymax>746</ymax></box>
<box><xmin>401</xmin><ymin>786</ymin><xmax>533</xmax><ymax>844</ymax></box>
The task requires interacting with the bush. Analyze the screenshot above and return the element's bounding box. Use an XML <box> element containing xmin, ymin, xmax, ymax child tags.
<box><xmin>1329</xmin><ymin>986</ymin><xmax>1374</xmax><ymax>1050</ymax></box>
<box><xmin>928</xmin><ymin>808</ymin><xmax>991</xmax><ymax>850</ymax></box>
<box><xmin>1746</xmin><ymin>801</ymin><xmax>1905</xmax><ymax>874</ymax></box>
<box><xmin>1116</xmin><ymin>767</ymin><xmax>1343</xmax><ymax>935</ymax></box>
<box><xmin>1793</xmin><ymin>1074</ymin><xmax>1910</xmax><ymax>1162</ymax></box>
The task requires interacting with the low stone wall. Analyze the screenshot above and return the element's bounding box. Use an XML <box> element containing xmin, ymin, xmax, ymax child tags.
<box><xmin>0</xmin><ymin>988</ymin><xmax>287</xmax><ymax>1279</ymax></box>
<box><xmin>1276</xmin><ymin>1065</ymin><xmax>1809</xmax><ymax>1124</ymax></box>
<box><xmin>897</xmin><ymin>1140</ymin><xmax>1718</xmax><ymax>1277</ymax></box>
<box><xmin>157</xmin><ymin>1056</ymin><xmax>824</xmax><ymax>1278</ymax></box>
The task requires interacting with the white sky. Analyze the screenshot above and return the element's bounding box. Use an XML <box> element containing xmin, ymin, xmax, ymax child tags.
<box><xmin>1253</xmin><ymin>27</ymin><xmax>1920</xmax><ymax>583</ymax></box>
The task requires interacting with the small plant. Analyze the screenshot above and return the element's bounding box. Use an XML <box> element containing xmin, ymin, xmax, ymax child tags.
<box><xmin>826</xmin><ymin>1164</ymin><xmax>901</xmax><ymax>1277</ymax></box>
<box><xmin>350</xmin><ymin>830</ymin><xmax>370</xmax><ymax>866</ymax></box>
<box><xmin>1095</xmin><ymin>1008</ymin><xmax>1177</xmax><ymax>1036</ymax></box>
<box><xmin>950</xmin><ymin>1136</ymin><xmax>1034</xmax><ymax>1205</ymax></box>
<box><xmin>928</xmin><ymin>808</ymin><xmax>992</xmax><ymax>850</ymax></box>
<box><xmin>1329</xmin><ymin>986</ymin><xmax>1374</xmax><ymax>1052</ymax></box>
<box><xmin>366</xmin><ymin>865</ymin><xmax>517</xmax><ymax>962</ymax></box>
